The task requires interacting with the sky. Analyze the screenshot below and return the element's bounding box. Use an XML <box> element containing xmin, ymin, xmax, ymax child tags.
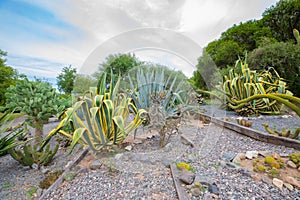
<box><xmin>0</xmin><ymin>0</ymin><xmax>279</xmax><ymax>80</ymax></box>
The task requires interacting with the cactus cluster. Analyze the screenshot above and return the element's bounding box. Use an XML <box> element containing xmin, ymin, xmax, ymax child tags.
<box><xmin>262</xmin><ymin>123</ymin><xmax>300</xmax><ymax>139</ymax></box>
<box><xmin>199</xmin><ymin>57</ymin><xmax>297</xmax><ymax>116</ymax></box>
<box><xmin>253</xmin><ymin>155</ymin><xmax>283</xmax><ymax>178</ymax></box>
<box><xmin>8</xmin><ymin>144</ymin><xmax>58</xmax><ymax>168</ymax></box>
<box><xmin>289</xmin><ymin>152</ymin><xmax>300</xmax><ymax>167</ymax></box>
<box><xmin>236</xmin><ymin>118</ymin><xmax>253</xmax><ymax>127</ymax></box>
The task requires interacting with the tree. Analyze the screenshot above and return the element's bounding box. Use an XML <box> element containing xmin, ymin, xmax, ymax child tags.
<box><xmin>248</xmin><ymin>42</ymin><xmax>300</xmax><ymax>97</ymax></box>
<box><xmin>93</xmin><ymin>53</ymin><xmax>142</xmax><ymax>79</ymax></box>
<box><xmin>262</xmin><ymin>0</ymin><xmax>300</xmax><ymax>42</ymax></box>
<box><xmin>56</xmin><ymin>65</ymin><xmax>77</xmax><ymax>95</ymax></box>
<box><xmin>5</xmin><ymin>78</ymin><xmax>65</xmax><ymax>143</ymax></box>
<box><xmin>0</xmin><ymin>50</ymin><xmax>17</xmax><ymax>106</ymax></box>
<box><xmin>206</xmin><ymin>39</ymin><xmax>243</xmax><ymax>69</ymax></box>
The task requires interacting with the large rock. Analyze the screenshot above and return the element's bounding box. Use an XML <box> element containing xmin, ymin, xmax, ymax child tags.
<box><xmin>245</xmin><ymin>151</ymin><xmax>258</xmax><ymax>159</ymax></box>
<box><xmin>179</xmin><ymin>169</ymin><xmax>195</xmax><ymax>185</ymax></box>
<box><xmin>272</xmin><ymin>178</ymin><xmax>283</xmax><ymax>190</ymax></box>
<box><xmin>284</xmin><ymin>176</ymin><xmax>300</xmax><ymax>189</ymax></box>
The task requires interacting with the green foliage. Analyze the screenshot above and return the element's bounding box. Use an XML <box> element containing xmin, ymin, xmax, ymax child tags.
<box><xmin>94</xmin><ymin>53</ymin><xmax>142</xmax><ymax>79</ymax></box>
<box><xmin>262</xmin><ymin>123</ymin><xmax>300</xmax><ymax>139</ymax></box>
<box><xmin>0</xmin><ymin>50</ymin><xmax>17</xmax><ymax>106</ymax></box>
<box><xmin>248</xmin><ymin>42</ymin><xmax>300</xmax><ymax>97</ymax></box>
<box><xmin>39</xmin><ymin>170</ymin><xmax>63</xmax><ymax>189</ymax></box>
<box><xmin>206</xmin><ymin>39</ymin><xmax>243</xmax><ymax>69</ymax></box>
<box><xmin>56</xmin><ymin>65</ymin><xmax>77</xmax><ymax>95</ymax></box>
<box><xmin>9</xmin><ymin>143</ymin><xmax>58</xmax><ymax>168</ymax></box>
<box><xmin>289</xmin><ymin>152</ymin><xmax>300</xmax><ymax>167</ymax></box>
<box><xmin>176</xmin><ymin>162</ymin><xmax>195</xmax><ymax>172</ymax></box>
<box><xmin>5</xmin><ymin>78</ymin><xmax>65</xmax><ymax>143</ymax></box>
<box><xmin>0</xmin><ymin>111</ymin><xmax>33</xmax><ymax>156</ymax></box>
<box><xmin>73</xmin><ymin>74</ymin><xmax>97</xmax><ymax>95</ymax></box>
<box><xmin>41</xmin><ymin>73</ymin><xmax>147</xmax><ymax>154</ymax></box>
<box><xmin>190</xmin><ymin>49</ymin><xmax>221</xmax><ymax>90</ymax></box>
<box><xmin>262</xmin><ymin>0</ymin><xmax>300</xmax><ymax>42</ymax></box>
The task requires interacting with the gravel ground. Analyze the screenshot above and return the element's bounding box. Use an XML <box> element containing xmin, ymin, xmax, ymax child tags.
<box><xmin>1</xmin><ymin>113</ymin><xmax>300</xmax><ymax>199</ymax></box>
<box><xmin>0</xmin><ymin>120</ymin><xmax>82</xmax><ymax>200</ymax></box>
<box><xmin>201</xmin><ymin>105</ymin><xmax>300</xmax><ymax>138</ymax></box>
<box><xmin>43</xmin><ymin>120</ymin><xmax>299</xmax><ymax>200</ymax></box>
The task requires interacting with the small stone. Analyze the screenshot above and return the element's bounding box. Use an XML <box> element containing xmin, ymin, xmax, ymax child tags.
<box><xmin>273</xmin><ymin>178</ymin><xmax>283</xmax><ymax>190</ymax></box>
<box><xmin>191</xmin><ymin>188</ymin><xmax>201</xmax><ymax>197</ymax></box>
<box><xmin>179</xmin><ymin>169</ymin><xmax>195</xmax><ymax>185</ymax></box>
<box><xmin>89</xmin><ymin>160</ymin><xmax>102</xmax><ymax>170</ymax></box>
<box><xmin>262</xmin><ymin>176</ymin><xmax>271</xmax><ymax>184</ymax></box>
<box><xmin>284</xmin><ymin>176</ymin><xmax>300</xmax><ymax>189</ymax></box>
<box><xmin>298</xmin><ymin>166</ymin><xmax>300</xmax><ymax>171</ymax></box>
<box><xmin>239</xmin><ymin>153</ymin><xmax>246</xmax><ymax>160</ymax></box>
<box><xmin>208</xmin><ymin>183</ymin><xmax>219</xmax><ymax>195</ymax></box>
<box><xmin>203</xmin><ymin>193</ymin><xmax>218</xmax><ymax>200</ymax></box>
<box><xmin>272</xmin><ymin>153</ymin><xmax>281</xmax><ymax>160</ymax></box>
<box><xmin>124</xmin><ymin>145</ymin><xmax>132</xmax><ymax>151</ymax></box>
<box><xmin>283</xmin><ymin>182</ymin><xmax>294</xmax><ymax>191</ymax></box>
<box><xmin>287</xmin><ymin>160</ymin><xmax>297</xmax><ymax>169</ymax></box>
<box><xmin>222</xmin><ymin>152</ymin><xmax>235</xmax><ymax>162</ymax></box>
<box><xmin>32</xmin><ymin>163</ymin><xmax>39</xmax><ymax>170</ymax></box>
<box><xmin>65</xmin><ymin>161</ymin><xmax>73</xmax><ymax>169</ymax></box>
<box><xmin>245</xmin><ymin>151</ymin><xmax>258</xmax><ymax>159</ymax></box>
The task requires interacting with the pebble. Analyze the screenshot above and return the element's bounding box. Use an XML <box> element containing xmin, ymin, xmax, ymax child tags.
<box><xmin>287</xmin><ymin>160</ymin><xmax>297</xmax><ymax>169</ymax></box>
<box><xmin>191</xmin><ymin>188</ymin><xmax>201</xmax><ymax>197</ymax></box>
<box><xmin>245</xmin><ymin>151</ymin><xmax>258</xmax><ymax>159</ymax></box>
<box><xmin>208</xmin><ymin>183</ymin><xmax>219</xmax><ymax>195</ymax></box>
<box><xmin>179</xmin><ymin>169</ymin><xmax>195</xmax><ymax>185</ymax></box>
<box><xmin>273</xmin><ymin>178</ymin><xmax>283</xmax><ymax>190</ymax></box>
<box><xmin>89</xmin><ymin>160</ymin><xmax>102</xmax><ymax>170</ymax></box>
<box><xmin>283</xmin><ymin>182</ymin><xmax>294</xmax><ymax>191</ymax></box>
<box><xmin>124</xmin><ymin>145</ymin><xmax>132</xmax><ymax>151</ymax></box>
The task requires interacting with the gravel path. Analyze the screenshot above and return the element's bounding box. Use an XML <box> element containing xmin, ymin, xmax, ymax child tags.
<box><xmin>1</xmin><ymin>113</ymin><xmax>299</xmax><ymax>199</ymax></box>
<box><xmin>43</xmin><ymin>120</ymin><xmax>299</xmax><ymax>200</ymax></box>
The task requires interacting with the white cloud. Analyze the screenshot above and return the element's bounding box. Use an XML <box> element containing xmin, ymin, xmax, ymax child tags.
<box><xmin>2</xmin><ymin>0</ymin><xmax>279</xmax><ymax>79</ymax></box>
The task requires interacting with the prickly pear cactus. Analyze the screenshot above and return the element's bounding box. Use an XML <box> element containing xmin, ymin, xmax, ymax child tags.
<box><xmin>5</xmin><ymin>78</ymin><xmax>65</xmax><ymax>143</ymax></box>
<box><xmin>293</xmin><ymin>29</ymin><xmax>300</xmax><ymax>46</ymax></box>
<box><xmin>8</xmin><ymin>144</ymin><xmax>59</xmax><ymax>168</ymax></box>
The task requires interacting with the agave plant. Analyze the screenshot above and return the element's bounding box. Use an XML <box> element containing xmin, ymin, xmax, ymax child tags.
<box><xmin>41</xmin><ymin>73</ymin><xmax>147</xmax><ymax>153</ymax></box>
<box><xmin>124</xmin><ymin>67</ymin><xmax>193</xmax><ymax>119</ymax></box>
<box><xmin>201</xmin><ymin>56</ymin><xmax>293</xmax><ymax>116</ymax></box>
<box><xmin>0</xmin><ymin>111</ymin><xmax>33</xmax><ymax>156</ymax></box>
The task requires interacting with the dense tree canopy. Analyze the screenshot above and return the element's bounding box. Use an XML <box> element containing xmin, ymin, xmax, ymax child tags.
<box><xmin>191</xmin><ymin>0</ymin><xmax>300</xmax><ymax>97</ymax></box>
<box><xmin>94</xmin><ymin>53</ymin><xmax>142</xmax><ymax>79</ymax></box>
<box><xmin>248</xmin><ymin>42</ymin><xmax>300</xmax><ymax>96</ymax></box>
<box><xmin>262</xmin><ymin>0</ymin><xmax>300</xmax><ymax>42</ymax></box>
<box><xmin>56</xmin><ymin>65</ymin><xmax>77</xmax><ymax>95</ymax></box>
<box><xmin>0</xmin><ymin>50</ymin><xmax>17</xmax><ymax>106</ymax></box>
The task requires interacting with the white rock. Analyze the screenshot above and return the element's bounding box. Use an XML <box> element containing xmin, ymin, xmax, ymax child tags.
<box><xmin>125</xmin><ymin>145</ymin><xmax>132</xmax><ymax>151</ymax></box>
<box><xmin>245</xmin><ymin>151</ymin><xmax>258</xmax><ymax>159</ymax></box>
<box><xmin>283</xmin><ymin>182</ymin><xmax>294</xmax><ymax>191</ymax></box>
<box><xmin>287</xmin><ymin>160</ymin><xmax>297</xmax><ymax>169</ymax></box>
<box><xmin>273</xmin><ymin>178</ymin><xmax>283</xmax><ymax>190</ymax></box>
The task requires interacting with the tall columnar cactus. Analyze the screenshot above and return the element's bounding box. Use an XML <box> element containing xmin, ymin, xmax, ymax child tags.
<box><xmin>5</xmin><ymin>78</ymin><xmax>65</xmax><ymax>144</ymax></box>
<box><xmin>293</xmin><ymin>29</ymin><xmax>300</xmax><ymax>46</ymax></box>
